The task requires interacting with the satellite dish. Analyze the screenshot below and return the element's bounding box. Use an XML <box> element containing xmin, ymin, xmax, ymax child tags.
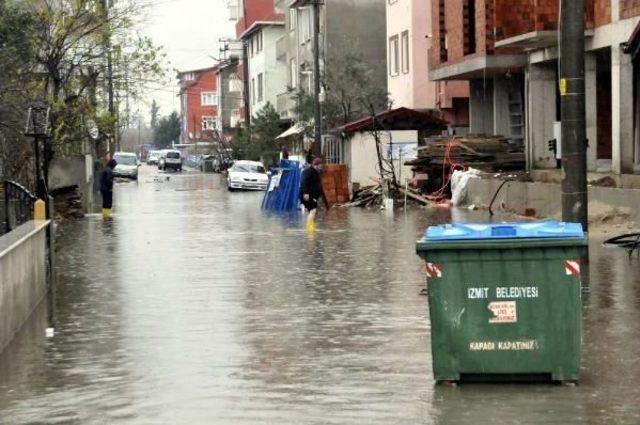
<box><xmin>86</xmin><ymin>119</ymin><xmax>99</xmax><ymax>140</ymax></box>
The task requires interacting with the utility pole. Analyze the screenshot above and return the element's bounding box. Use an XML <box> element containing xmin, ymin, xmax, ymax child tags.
<box><xmin>242</xmin><ymin>41</ymin><xmax>251</xmax><ymax>127</ymax></box>
<box><xmin>560</xmin><ymin>0</ymin><xmax>588</xmax><ymax>229</ymax></box>
<box><xmin>103</xmin><ymin>0</ymin><xmax>116</xmax><ymax>157</ymax></box>
<box><xmin>312</xmin><ymin>0</ymin><xmax>322</xmax><ymax>158</ymax></box>
<box><xmin>241</xmin><ymin>0</ymin><xmax>251</xmax><ymax>129</ymax></box>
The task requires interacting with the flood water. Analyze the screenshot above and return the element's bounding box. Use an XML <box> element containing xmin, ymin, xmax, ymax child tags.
<box><xmin>1</xmin><ymin>167</ymin><xmax>639</xmax><ymax>424</ymax></box>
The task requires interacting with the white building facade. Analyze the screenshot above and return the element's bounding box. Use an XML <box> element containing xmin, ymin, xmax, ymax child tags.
<box><xmin>241</xmin><ymin>21</ymin><xmax>288</xmax><ymax>121</ymax></box>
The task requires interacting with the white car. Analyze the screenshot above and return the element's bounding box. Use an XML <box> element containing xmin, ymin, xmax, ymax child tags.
<box><xmin>147</xmin><ymin>150</ymin><xmax>161</xmax><ymax>165</ymax></box>
<box><xmin>113</xmin><ymin>152</ymin><xmax>139</xmax><ymax>180</ymax></box>
<box><xmin>227</xmin><ymin>161</ymin><xmax>268</xmax><ymax>191</ymax></box>
<box><xmin>159</xmin><ymin>149</ymin><xmax>182</xmax><ymax>171</ymax></box>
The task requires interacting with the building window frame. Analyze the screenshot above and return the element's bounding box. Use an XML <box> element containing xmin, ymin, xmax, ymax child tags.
<box><xmin>201</xmin><ymin>91</ymin><xmax>218</xmax><ymax>106</ymax></box>
<box><xmin>256</xmin><ymin>30</ymin><xmax>263</xmax><ymax>52</ymax></box>
<box><xmin>299</xmin><ymin>8</ymin><xmax>311</xmax><ymax>44</ymax></box>
<box><xmin>289</xmin><ymin>8</ymin><xmax>297</xmax><ymax>31</ymax></box>
<box><xmin>257</xmin><ymin>73</ymin><xmax>264</xmax><ymax>102</ymax></box>
<box><xmin>389</xmin><ymin>35</ymin><xmax>399</xmax><ymax>76</ymax></box>
<box><xmin>251</xmin><ymin>78</ymin><xmax>256</xmax><ymax>105</ymax></box>
<box><xmin>290</xmin><ymin>58</ymin><xmax>298</xmax><ymax>89</ymax></box>
<box><xmin>401</xmin><ymin>31</ymin><xmax>410</xmax><ymax>74</ymax></box>
<box><xmin>202</xmin><ymin>116</ymin><xmax>218</xmax><ymax>131</ymax></box>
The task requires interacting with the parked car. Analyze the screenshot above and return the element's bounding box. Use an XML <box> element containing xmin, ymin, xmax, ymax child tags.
<box><xmin>113</xmin><ymin>152</ymin><xmax>139</xmax><ymax>180</ymax></box>
<box><xmin>159</xmin><ymin>149</ymin><xmax>182</xmax><ymax>172</ymax></box>
<box><xmin>227</xmin><ymin>160</ymin><xmax>268</xmax><ymax>191</ymax></box>
<box><xmin>147</xmin><ymin>150</ymin><xmax>161</xmax><ymax>165</ymax></box>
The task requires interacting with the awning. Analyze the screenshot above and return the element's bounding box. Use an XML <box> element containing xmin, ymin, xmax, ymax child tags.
<box><xmin>276</xmin><ymin>122</ymin><xmax>305</xmax><ymax>139</ymax></box>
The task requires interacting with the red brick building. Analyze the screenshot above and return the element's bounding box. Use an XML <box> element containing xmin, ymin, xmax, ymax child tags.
<box><xmin>177</xmin><ymin>67</ymin><xmax>219</xmax><ymax>143</ymax></box>
<box><xmin>429</xmin><ymin>0</ymin><xmax>640</xmax><ymax>175</ymax></box>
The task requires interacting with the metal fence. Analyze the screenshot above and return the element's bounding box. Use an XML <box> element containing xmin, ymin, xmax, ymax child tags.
<box><xmin>3</xmin><ymin>180</ymin><xmax>37</xmax><ymax>235</ymax></box>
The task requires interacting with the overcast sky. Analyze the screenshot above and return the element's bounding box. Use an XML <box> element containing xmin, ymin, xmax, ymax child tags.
<box><xmin>140</xmin><ymin>0</ymin><xmax>235</xmax><ymax>121</ymax></box>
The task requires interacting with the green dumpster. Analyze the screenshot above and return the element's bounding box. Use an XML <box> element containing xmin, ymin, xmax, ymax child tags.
<box><xmin>416</xmin><ymin>221</ymin><xmax>588</xmax><ymax>383</ymax></box>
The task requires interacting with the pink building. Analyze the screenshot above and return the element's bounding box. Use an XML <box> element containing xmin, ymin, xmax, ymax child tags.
<box><xmin>386</xmin><ymin>0</ymin><xmax>469</xmax><ymax>129</ymax></box>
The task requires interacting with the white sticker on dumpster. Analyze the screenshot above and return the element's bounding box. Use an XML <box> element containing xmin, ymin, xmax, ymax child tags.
<box><xmin>488</xmin><ymin>301</ymin><xmax>517</xmax><ymax>323</ymax></box>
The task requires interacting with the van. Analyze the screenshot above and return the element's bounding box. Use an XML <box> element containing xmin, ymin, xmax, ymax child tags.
<box><xmin>159</xmin><ymin>150</ymin><xmax>182</xmax><ymax>172</ymax></box>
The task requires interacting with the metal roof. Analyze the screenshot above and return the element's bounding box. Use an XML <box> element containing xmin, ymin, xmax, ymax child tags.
<box><xmin>332</xmin><ymin>108</ymin><xmax>448</xmax><ymax>135</ymax></box>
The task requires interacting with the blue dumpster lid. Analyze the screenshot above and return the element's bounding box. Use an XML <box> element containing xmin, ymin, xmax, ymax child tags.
<box><xmin>423</xmin><ymin>221</ymin><xmax>585</xmax><ymax>241</ymax></box>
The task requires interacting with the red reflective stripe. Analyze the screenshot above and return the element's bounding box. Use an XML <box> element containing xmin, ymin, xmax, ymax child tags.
<box><xmin>565</xmin><ymin>260</ymin><xmax>580</xmax><ymax>275</ymax></box>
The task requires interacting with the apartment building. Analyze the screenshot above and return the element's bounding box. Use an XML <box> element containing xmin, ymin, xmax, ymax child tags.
<box><xmin>177</xmin><ymin>67</ymin><xmax>219</xmax><ymax>143</ymax></box>
<box><xmin>274</xmin><ymin>0</ymin><xmax>387</xmax><ymax>121</ymax></box>
<box><xmin>215</xmin><ymin>58</ymin><xmax>244</xmax><ymax>137</ymax></box>
<box><xmin>386</xmin><ymin>0</ymin><xmax>469</xmax><ymax>130</ymax></box>
<box><xmin>503</xmin><ymin>0</ymin><xmax>640</xmax><ymax>174</ymax></box>
<box><xmin>239</xmin><ymin>21</ymin><xmax>288</xmax><ymax>120</ymax></box>
<box><xmin>430</xmin><ymin>0</ymin><xmax>640</xmax><ymax>175</ymax></box>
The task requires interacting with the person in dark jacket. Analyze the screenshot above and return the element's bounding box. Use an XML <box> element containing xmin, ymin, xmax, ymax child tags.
<box><xmin>300</xmin><ymin>158</ymin><xmax>328</xmax><ymax>232</ymax></box>
<box><xmin>100</xmin><ymin>159</ymin><xmax>117</xmax><ymax>218</ymax></box>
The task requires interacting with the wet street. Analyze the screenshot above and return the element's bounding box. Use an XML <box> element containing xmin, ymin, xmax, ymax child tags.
<box><xmin>1</xmin><ymin>166</ymin><xmax>640</xmax><ymax>424</ymax></box>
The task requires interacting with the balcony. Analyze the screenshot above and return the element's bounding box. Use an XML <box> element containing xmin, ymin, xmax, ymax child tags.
<box><xmin>494</xmin><ymin>0</ymin><xmax>597</xmax><ymax>49</ymax></box>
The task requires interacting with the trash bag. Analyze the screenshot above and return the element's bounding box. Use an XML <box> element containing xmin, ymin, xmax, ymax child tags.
<box><xmin>451</xmin><ymin>168</ymin><xmax>483</xmax><ymax>206</ymax></box>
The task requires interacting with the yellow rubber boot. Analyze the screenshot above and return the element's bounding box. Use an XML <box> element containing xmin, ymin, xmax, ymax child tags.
<box><xmin>102</xmin><ymin>208</ymin><xmax>112</xmax><ymax>218</ymax></box>
<box><xmin>306</xmin><ymin>218</ymin><xmax>315</xmax><ymax>233</ymax></box>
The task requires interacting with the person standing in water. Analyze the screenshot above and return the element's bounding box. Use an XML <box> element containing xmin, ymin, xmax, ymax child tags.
<box><xmin>100</xmin><ymin>159</ymin><xmax>117</xmax><ymax>218</ymax></box>
<box><xmin>300</xmin><ymin>158</ymin><xmax>328</xmax><ymax>232</ymax></box>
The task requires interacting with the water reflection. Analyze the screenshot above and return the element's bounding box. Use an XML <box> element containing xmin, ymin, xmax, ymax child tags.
<box><xmin>0</xmin><ymin>168</ymin><xmax>639</xmax><ymax>424</ymax></box>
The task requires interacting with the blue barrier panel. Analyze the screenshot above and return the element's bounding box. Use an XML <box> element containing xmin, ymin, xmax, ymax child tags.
<box><xmin>262</xmin><ymin>160</ymin><xmax>302</xmax><ymax>212</ymax></box>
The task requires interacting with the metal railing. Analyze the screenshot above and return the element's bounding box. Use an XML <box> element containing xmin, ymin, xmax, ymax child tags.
<box><xmin>3</xmin><ymin>180</ymin><xmax>37</xmax><ymax>234</ymax></box>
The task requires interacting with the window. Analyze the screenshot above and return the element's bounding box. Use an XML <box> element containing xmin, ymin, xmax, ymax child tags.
<box><xmin>290</xmin><ymin>58</ymin><xmax>297</xmax><ymax>89</ymax></box>
<box><xmin>401</xmin><ymin>31</ymin><xmax>410</xmax><ymax>73</ymax></box>
<box><xmin>201</xmin><ymin>92</ymin><xmax>217</xmax><ymax>106</ymax></box>
<box><xmin>464</xmin><ymin>0</ymin><xmax>477</xmax><ymax>55</ymax></box>
<box><xmin>183</xmin><ymin>72</ymin><xmax>195</xmax><ymax>81</ymax></box>
<box><xmin>389</xmin><ymin>35</ymin><xmax>399</xmax><ymax>76</ymax></box>
<box><xmin>250</xmin><ymin>37</ymin><xmax>254</xmax><ymax>56</ymax></box>
<box><xmin>257</xmin><ymin>73</ymin><xmax>264</xmax><ymax>102</ymax></box>
<box><xmin>256</xmin><ymin>30</ymin><xmax>263</xmax><ymax>52</ymax></box>
<box><xmin>299</xmin><ymin>8</ymin><xmax>311</xmax><ymax>44</ymax></box>
<box><xmin>439</xmin><ymin>0</ymin><xmax>448</xmax><ymax>61</ymax></box>
<box><xmin>202</xmin><ymin>116</ymin><xmax>217</xmax><ymax>131</ymax></box>
<box><xmin>251</xmin><ymin>78</ymin><xmax>256</xmax><ymax>105</ymax></box>
<box><xmin>289</xmin><ymin>8</ymin><xmax>296</xmax><ymax>30</ymax></box>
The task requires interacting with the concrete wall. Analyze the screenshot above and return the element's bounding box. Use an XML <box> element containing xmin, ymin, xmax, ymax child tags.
<box><xmin>0</xmin><ymin>220</ymin><xmax>49</xmax><ymax>352</ymax></box>
<box><xmin>49</xmin><ymin>154</ymin><xmax>94</xmax><ymax>213</ymax></box>
<box><xmin>469</xmin><ymin>78</ymin><xmax>494</xmax><ymax>134</ymax></box>
<box><xmin>344</xmin><ymin>130</ymin><xmax>417</xmax><ymax>188</ymax></box>
<box><xmin>345</xmin><ymin>132</ymin><xmax>381</xmax><ymax>187</ymax></box>
<box><xmin>465</xmin><ymin>178</ymin><xmax>640</xmax><ymax>223</ymax></box>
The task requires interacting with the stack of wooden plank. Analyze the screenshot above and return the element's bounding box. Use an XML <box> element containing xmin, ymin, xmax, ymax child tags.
<box><xmin>321</xmin><ymin>164</ymin><xmax>350</xmax><ymax>206</ymax></box>
<box><xmin>407</xmin><ymin>135</ymin><xmax>525</xmax><ymax>172</ymax></box>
